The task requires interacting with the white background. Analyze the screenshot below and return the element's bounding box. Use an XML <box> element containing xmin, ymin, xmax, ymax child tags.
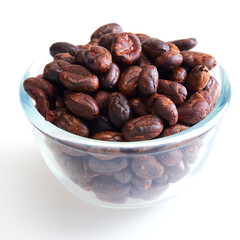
<box><xmin>0</xmin><ymin>0</ymin><xmax>239</xmax><ymax>239</ymax></box>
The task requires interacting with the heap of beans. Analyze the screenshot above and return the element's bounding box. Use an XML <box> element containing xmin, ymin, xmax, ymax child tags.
<box><xmin>23</xmin><ymin>23</ymin><xmax>219</xmax><ymax>142</ymax></box>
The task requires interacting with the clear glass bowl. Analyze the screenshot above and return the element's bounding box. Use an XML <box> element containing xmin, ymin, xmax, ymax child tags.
<box><xmin>19</xmin><ymin>56</ymin><xmax>231</xmax><ymax>209</ymax></box>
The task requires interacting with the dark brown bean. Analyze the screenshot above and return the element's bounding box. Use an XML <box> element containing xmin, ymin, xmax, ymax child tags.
<box><xmin>178</xmin><ymin>98</ymin><xmax>211</xmax><ymax>125</ymax></box>
<box><xmin>142</xmin><ymin>38</ymin><xmax>169</xmax><ymax>58</ymax></box>
<box><xmin>181</xmin><ymin>51</ymin><xmax>217</xmax><ymax>70</ymax></box>
<box><xmin>88</xmin><ymin>157</ymin><xmax>129</xmax><ymax>173</ymax></box>
<box><xmin>138</xmin><ymin>65</ymin><xmax>159</xmax><ymax>96</ymax></box>
<box><xmin>204</xmin><ymin>76</ymin><xmax>220</xmax><ymax>107</ymax></box>
<box><xmin>131</xmin><ymin>175</ymin><xmax>152</xmax><ymax>190</ymax></box>
<box><xmin>65</xmin><ymin>92</ymin><xmax>99</xmax><ymax>120</ymax></box>
<box><xmin>136</xmin><ymin>33</ymin><xmax>150</xmax><ymax>44</ymax></box>
<box><xmin>91</xmin><ymin>23</ymin><xmax>123</xmax><ymax>40</ymax></box>
<box><xmin>167</xmin><ymin>43</ymin><xmax>180</xmax><ymax>53</ymax></box>
<box><xmin>169</xmin><ymin>38</ymin><xmax>197</xmax><ymax>51</ymax></box>
<box><xmin>55</xmin><ymin>112</ymin><xmax>89</xmax><ymax>137</ymax></box>
<box><xmin>49</xmin><ymin>42</ymin><xmax>78</xmax><ymax>57</ymax></box>
<box><xmin>111</xmin><ymin>32</ymin><xmax>142</xmax><ymax>65</ymax></box>
<box><xmin>33</xmin><ymin>88</ymin><xmax>50</xmax><ymax>117</ymax></box>
<box><xmin>100</xmin><ymin>62</ymin><xmax>120</xmax><ymax>90</ymax></box>
<box><xmin>157</xmin><ymin>79</ymin><xmax>187</xmax><ymax>105</ymax></box>
<box><xmin>190</xmin><ymin>90</ymin><xmax>214</xmax><ymax>110</ymax></box>
<box><xmin>75</xmin><ymin>46</ymin><xmax>112</xmax><ymax>73</ymax></box>
<box><xmin>129</xmin><ymin>98</ymin><xmax>150</xmax><ymax>117</ymax></box>
<box><xmin>91</xmin><ymin>131</ymin><xmax>124</xmax><ymax>142</ymax></box>
<box><xmin>157</xmin><ymin>149</ymin><xmax>183</xmax><ymax>167</ymax></box>
<box><xmin>161</xmin><ymin>124</ymin><xmax>189</xmax><ymax>137</ymax></box>
<box><xmin>155</xmin><ymin>51</ymin><xmax>183</xmax><ymax>70</ymax></box>
<box><xmin>131</xmin><ymin>155</ymin><xmax>164</xmax><ymax>180</ymax></box>
<box><xmin>53</xmin><ymin>52</ymin><xmax>75</xmax><ymax>63</ymax></box>
<box><xmin>43</xmin><ymin>60</ymin><xmax>70</xmax><ymax>83</ymax></box>
<box><xmin>60</xmin><ymin>64</ymin><xmax>99</xmax><ymax>92</ymax></box>
<box><xmin>45</xmin><ymin>107</ymin><xmax>67</xmax><ymax>123</ymax></box>
<box><xmin>87</xmin><ymin>115</ymin><xmax>116</xmax><ymax>136</ymax></box>
<box><xmin>112</xmin><ymin>167</ymin><xmax>132</xmax><ymax>183</ymax></box>
<box><xmin>148</xmin><ymin>94</ymin><xmax>178</xmax><ymax>125</ymax></box>
<box><xmin>108</xmin><ymin>92</ymin><xmax>131</xmax><ymax>128</ymax></box>
<box><xmin>94</xmin><ymin>91</ymin><xmax>110</xmax><ymax>114</ymax></box>
<box><xmin>138</xmin><ymin>53</ymin><xmax>153</xmax><ymax>67</ymax></box>
<box><xmin>98</xmin><ymin>33</ymin><xmax>118</xmax><ymax>51</ymax></box>
<box><xmin>186</xmin><ymin>65</ymin><xmax>210</xmax><ymax>92</ymax></box>
<box><xmin>122</xmin><ymin>114</ymin><xmax>164</xmax><ymax>141</ymax></box>
<box><xmin>83</xmin><ymin>159</ymin><xmax>100</xmax><ymax>178</ymax></box>
<box><xmin>165</xmin><ymin>67</ymin><xmax>188</xmax><ymax>84</ymax></box>
<box><xmin>23</xmin><ymin>77</ymin><xmax>56</xmax><ymax>100</ymax></box>
<box><xmin>118</xmin><ymin>65</ymin><xmax>142</xmax><ymax>98</ymax></box>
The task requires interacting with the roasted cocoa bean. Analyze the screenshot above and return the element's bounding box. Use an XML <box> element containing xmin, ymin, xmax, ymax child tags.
<box><xmin>94</xmin><ymin>91</ymin><xmax>110</xmax><ymax>114</ymax></box>
<box><xmin>129</xmin><ymin>98</ymin><xmax>150</xmax><ymax>117</ymax></box>
<box><xmin>91</xmin><ymin>131</ymin><xmax>124</xmax><ymax>142</ymax></box>
<box><xmin>204</xmin><ymin>76</ymin><xmax>220</xmax><ymax>107</ymax></box>
<box><xmin>33</xmin><ymin>88</ymin><xmax>50</xmax><ymax>117</ymax></box>
<box><xmin>49</xmin><ymin>42</ymin><xmax>78</xmax><ymax>57</ymax></box>
<box><xmin>53</xmin><ymin>52</ymin><xmax>75</xmax><ymax>63</ymax></box>
<box><xmin>161</xmin><ymin>124</ymin><xmax>189</xmax><ymax>137</ymax></box>
<box><xmin>169</xmin><ymin>38</ymin><xmax>197</xmax><ymax>51</ymax></box>
<box><xmin>98</xmin><ymin>33</ymin><xmax>118</xmax><ymax>51</ymax></box>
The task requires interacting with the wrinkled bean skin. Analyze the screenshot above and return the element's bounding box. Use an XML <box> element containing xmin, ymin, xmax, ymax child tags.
<box><xmin>55</xmin><ymin>113</ymin><xmax>89</xmax><ymax>137</ymax></box>
<box><xmin>53</xmin><ymin>52</ymin><xmax>75</xmax><ymax>63</ymax></box>
<box><xmin>94</xmin><ymin>91</ymin><xmax>110</xmax><ymax>114</ymax></box>
<box><xmin>75</xmin><ymin>46</ymin><xmax>112</xmax><ymax>73</ymax></box>
<box><xmin>118</xmin><ymin>65</ymin><xmax>142</xmax><ymax>98</ymax></box>
<box><xmin>190</xmin><ymin>90</ymin><xmax>214</xmax><ymax>110</ymax></box>
<box><xmin>131</xmin><ymin>155</ymin><xmax>164</xmax><ymax>180</ymax></box>
<box><xmin>88</xmin><ymin>157</ymin><xmax>129</xmax><ymax>174</ymax></box>
<box><xmin>111</xmin><ymin>32</ymin><xmax>142</xmax><ymax>65</ymax></box>
<box><xmin>138</xmin><ymin>65</ymin><xmax>159</xmax><ymax>96</ymax></box>
<box><xmin>100</xmin><ymin>62</ymin><xmax>120</xmax><ymax>90</ymax></box>
<box><xmin>45</xmin><ymin>108</ymin><xmax>67</xmax><ymax>123</ymax></box>
<box><xmin>148</xmin><ymin>94</ymin><xmax>178</xmax><ymax>125</ymax></box>
<box><xmin>131</xmin><ymin>175</ymin><xmax>152</xmax><ymax>190</ymax></box>
<box><xmin>136</xmin><ymin>33</ymin><xmax>150</xmax><ymax>44</ymax></box>
<box><xmin>167</xmin><ymin>43</ymin><xmax>180</xmax><ymax>54</ymax></box>
<box><xmin>98</xmin><ymin>33</ymin><xmax>118</xmax><ymax>51</ymax></box>
<box><xmin>161</xmin><ymin>124</ymin><xmax>189</xmax><ymax>137</ymax></box>
<box><xmin>108</xmin><ymin>92</ymin><xmax>131</xmax><ymax>128</ymax></box>
<box><xmin>91</xmin><ymin>131</ymin><xmax>124</xmax><ymax>142</ymax></box>
<box><xmin>33</xmin><ymin>88</ymin><xmax>50</xmax><ymax>117</ymax></box>
<box><xmin>178</xmin><ymin>98</ymin><xmax>211</xmax><ymax>125</ymax></box>
<box><xmin>142</xmin><ymin>38</ymin><xmax>169</xmax><ymax>58</ymax></box>
<box><xmin>43</xmin><ymin>60</ymin><xmax>70</xmax><ymax>83</ymax></box>
<box><xmin>169</xmin><ymin>38</ymin><xmax>197</xmax><ymax>51</ymax></box>
<box><xmin>157</xmin><ymin>79</ymin><xmax>187</xmax><ymax>105</ymax></box>
<box><xmin>165</xmin><ymin>67</ymin><xmax>188</xmax><ymax>84</ymax></box>
<box><xmin>80</xmin><ymin>39</ymin><xmax>99</xmax><ymax>50</ymax></box>
<box><xmin>155</xmin><ymin>51</ymin><xmax>183</xmax><ymax>70</ymax></box>
<box><xmin>186</xmin><ymin>65</ymin><xmax>210</xmax><ymax>92</ymax></box>
<box><xmin>91</xmin><ymin>23</ymin><xmax>123</xmax><ymax>40</ymax></box>
<box><xmin>204</xmin><ymin>76</ymin><xmax>220</xmax><ymax>106</ymax></box>
<box><xmin>60</xmin><ymin>64</ymin><xmax>99</xmax><ymax>92</ymax></box>
<box><xmin>23</xmin><ymin>77</ymin><xmax>56</xmax><ymax>100</ymax></box>
<box><xmin>113</xmin><ymin>167</ymin><xmax>132</xmax><ymax>183</ymax></box>
<box><xmin>122</xmin><ymin>114</ymin><xmax>163</xmax><ymax>141</ymax></box>
<box><xmin>87</xmin><ymin>115</ymin><xmax>116</xmax><ymax>136</ymax></box>
<box><xmin>129</xmin><ymin>98</ymin><xmax>150</xmax><ymax>117</ymax></box>
<box><xmin>181</xmin><ymin>51</ymin><xmax>217</xmax><ymax>70</ymax></box>
<box><xmin>65</xmin><ymin>92</ymin><xmax>99</xmax><ymax>120</ymax></box>
<box><xmin>49</xmin><ymin>42</ymin><xmax>79</xmax><ymax>57</ymax></box>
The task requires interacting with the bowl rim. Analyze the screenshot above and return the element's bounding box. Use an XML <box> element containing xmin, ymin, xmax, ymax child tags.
<box><xmin>19</xmin><ymin>56</ymin><xmax>231</xmax><ymax>150</ymax></box>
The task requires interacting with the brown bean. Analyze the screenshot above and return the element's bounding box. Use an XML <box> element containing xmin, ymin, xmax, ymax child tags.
<box><xmin>49</xmin><ymin>42</ymin><xmax>78</xmax><ymax>56</ymax></box>
<box><xmin>138</xmin><ymin>53</ymin><xmax>153</xmax><ymax>67</ymax></box>
<box><xmin>91</xmin><ymin>131</ymin><xmax>124</xmax><ymax>142</ymax></box>
<box><xmin>204</xmin><ymin>76</ymin><xmax>220</xmax><ymax>107</ymax></box>
<box><xmin>112</xmin><ymin>167</ymin><xmax>132</xmax><ymax>183</ymax></box>
<box><xmin>23</xmin><ymin>77</ymin><xmax>56</xmax><ymax>100</ymax></box>
<box><xmin>55</xmin><ymin>112</ymin><xmax>89</xmax><ymax>137</ymax></box>
<box><xmin>100</xmin><ymin>62</ymin><xmax>120</xmax><ymax>90</ymax></box>
<box><xmin>178</xmin><ymin>98</ymin><xmax>211</xmax><ymax>125</ymax></box>
<box><xmin>136</xmin><ymin>33</ymin><xmax>150</xmax><ymax>44</ymax></box>
<box><xmin>94</xmin><ymin>91</ymin><xmax>110</xmax><ymax>114</ymax></box>
<box><xmin>181</xmin><ymin>51</ymin><xmax>217</xmax><ymax>70</ymax></box>
<box><xmin>75</xmin><ymin>46</ymin><xmax>112</xmax><ymax>73</ymax></box>
<box><xmin>65</xmin><ymin>92</ymin><xmax>99</xmax><ymax>120</ymax></box>
<box><xmin>142</xmin><ymin>37</ymin><xmax>169</xmax><ymax>58</ymax></box>
<box><xmin>155</xmin><ymin>51</ymin><xmax>183</xmax><ymax>70</ymax></box>
<box><xmin>169</xmin><ymin>38</ymin><xmax>197</xmax><ymax>51</ymax></box>
<box><xmin>157</xmin><ymin>149</ymin><xmax>183</xmax><ymax>167</ymax></box>
<box><xmin>122</xmin><ymin>114</ymin><xmax>164</xmax><ymax>141</ymax></box>
<box><xmin>60</xmin><ymin>64</ymin><xmax>99</xmax><ymax>92</ymax></box>
<box><xmin>108</xmin><ymin>92</ymin><xmax>131</xmax><ymax>128</ymax></box>
<box><xmin>98</xmin><ymin>33</ymin><xmax>118</xmax><ymax>51</ymax></box>
<box><xmin>167</xmin><ymin>43</ymin><xmax>180</xmax><ymax>53</ymax></box>
<box><xmin>148</xmin><ymin>94</ymin><xmax>178</xmax><ymax>125</ymax></box>
<box><xmin>118</xmin><ymin>65</ymin><xmax>142</xmax><ymax>98</ymax></box>
<box><xmin>165</xmin><ymin>67</ymin><xmax>188</xmax><ymax>84</ymax></box>
<box><xmin>91</xmin><ymin>23</ymin><xmax>123</xmax><ymax>40</ymax></box>
<box><xmin>190</xmin><ymin>90</ymin><xmax>214</xmax><ymax>110</ymax></box>
<box><xmin>129</xmin><ymin>98</ymin><xmax>150</xmax><ymax>117</ymax></box>
<box><xmin>33</xmin><ymin>88</ymin><xmax>50</xmax><ymax>117</ymax></box>
<box><xmin>161</xmin><ymin>124</ymin><xmax>189</xmax><ymax>137</ymax></box>
<box><xmin>138</xmin><ymin>65</ymin><xmax>159</xmax><ymax>96</ymax></box>
<box><xmin>111</xmin><ymin>32</ymin><xmax>142</xmax><ymax>65</ymax></box>
<box><xmin>186</xmin><ymin>65</ymin><xmax>210</xmax><ymax>92</ymax></box>
<box><xmin>157</xmin><ymin>79</ymin><xmax>187</xmax><ymax>105</ymax></box>
<box><xmin>53</xmin><ymin>52</ymin><xmax>75</xmax><ymax>63</ymax></box>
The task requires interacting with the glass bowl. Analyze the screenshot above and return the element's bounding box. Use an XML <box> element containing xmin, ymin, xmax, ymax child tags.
<box><xmin>19</xmin><ymin>56</ymin><xmax>231</xmax><ymax>209</ymax></box>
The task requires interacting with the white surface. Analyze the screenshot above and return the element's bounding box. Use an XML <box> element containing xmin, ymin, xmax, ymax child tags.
<box><xmin>0</xmin><ymin>0</ymin><xmax>239</xmax><ymax>239</ymax></box>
